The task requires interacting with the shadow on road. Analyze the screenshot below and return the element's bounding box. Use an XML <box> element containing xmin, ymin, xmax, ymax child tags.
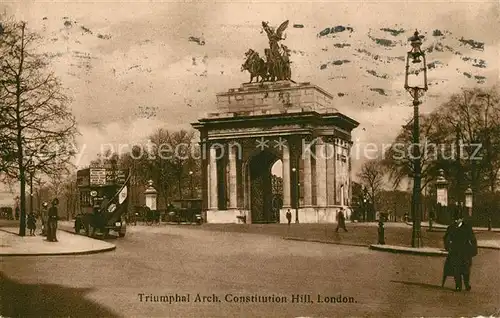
<box><xmin>0</xmin><ymin>272</ymin><xmax>120</xmax><ymax>317</ymax></box>
<box><xmin>390</xmin><ymin>280</ymin><xmax>453</xmax><ymax>291</ymax></box>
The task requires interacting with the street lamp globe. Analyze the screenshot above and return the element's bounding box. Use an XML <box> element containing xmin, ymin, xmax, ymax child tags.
<box><xmin>404</xmin><ymin>30</ymin><xmax>428</xmax><ymax>97</ymax></box>
<box><xmin>189</xmin><ymin>170</ymin><xmax>193</xmax><ymax>175</ymax></box>
<box><xmin>409</xmin><ymin>30</ymin><xmax>424</xmax><ymax>63</ymax></box>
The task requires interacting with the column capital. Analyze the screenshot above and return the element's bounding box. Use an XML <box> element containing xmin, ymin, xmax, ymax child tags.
<box><xmin>313</xmin><ymin>136</ymin><xmax>325</xmax><ymax>145</ymax></box>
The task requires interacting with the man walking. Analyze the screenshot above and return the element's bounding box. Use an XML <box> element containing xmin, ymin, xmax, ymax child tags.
<box><xmin>286</xmin><ymin>209</ymin><xmax>292</xmax><ymax>226</ymax></box>
<box><xmin>443</xmin><ymin>212</ymin><xmax>477</xmax><ymax>291</ymax></box>
<box><xmin>336</xmin><ymin>208</ymin><xmax>348</xmax><ymax>232</ymax></box>
<box><xmin>47</xmin><ymin>198</ymin><xmax>59</xmax><ymax>242</ymax></box>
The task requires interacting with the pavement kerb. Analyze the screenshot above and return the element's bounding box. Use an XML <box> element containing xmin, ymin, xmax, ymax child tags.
<box><xmin>479</xmin><ymin>245</ymin><xmax>500</xmax><ymax>250</ymax></box>
<box><xmin>282</xmin><ymin>237</ymin><xmax>368</xmax><ymax>247</ymax></box>
<box><xmin>283</xmin><ymin>236</ymin><xmax>499</xmax><ymax>253</ymax></box>
<box><xmin>0</xmin><ymin>228</ymin><xmax>116</xmax><ymax>257</ymax></box>
<box><xmin>0</xmin><ymin>245</ymin><xmax>116</xmax><ymax>257</ymax></box>
<box><xmin>369</xmin><ymin>244</ymin><xmax>448</xmax><ymax>257</ymax></box>
<box><xmin>405</xmin><ymin>222</ymin><xmax>500</xmax><ymax>232</ymax></box>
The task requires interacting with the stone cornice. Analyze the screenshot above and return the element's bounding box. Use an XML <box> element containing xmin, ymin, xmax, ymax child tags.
<box><xmin>216</xmin><ymin>81</ymin><xmax>334</xmax><ymax>100</ymax></box>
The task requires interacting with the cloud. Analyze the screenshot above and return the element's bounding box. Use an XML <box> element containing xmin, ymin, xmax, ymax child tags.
<box><xmin>4</xmin><ymin>0</ymin><xmax>499</xmax><ymax>177</ymax></box>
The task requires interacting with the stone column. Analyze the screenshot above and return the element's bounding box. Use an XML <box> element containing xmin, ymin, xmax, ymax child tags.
<box><xmin>228</xmin><ymin>143</ymin><xmax>238</xmax><ymax>209</ymax></box>
<box><xmin>334</xmin><ymin>140</ymin><xmax>340</xmax><ymax>204</ymax></box>
<box><xmin>315</xmin><ymin>139</ymin><xmax>327</xmax><ymax>207</ymax></box>
<box><xmin>326</xmin><ymin>141</ymin><xmax>335</xmax><ymax>206</ymax></box>
<box><xmin>347</xmin><ymin>144</ymin><xmax>352</xmax><ymax>206</ymax></box>
<box><xmin>340</xmin><ymin>184</ymin><xmax>345</xmax><ymax>207</ymax></box>
<box><xmin>303</xmin><ymin>143</ymin><xmax>312</xmax><ymax>206</ymax></box>
<box><xmin>209</xmin><ymin>145</ymin><xmax>218</xmax><ymax>210</ymax></box>
<box><xmin>282</xmin><ymin>145</ymin><xmax>291</xmax><ymax>208</ymax></box>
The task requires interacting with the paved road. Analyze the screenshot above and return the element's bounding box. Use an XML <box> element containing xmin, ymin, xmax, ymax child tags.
<box><xmin>1</xmin><ymin>225</ymin><xmax>499</xmax><ymax>317</ymax></box>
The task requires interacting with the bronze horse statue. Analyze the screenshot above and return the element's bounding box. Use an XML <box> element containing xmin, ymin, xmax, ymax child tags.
<box><xmin>241</xmin><ymin>21</ymin><xmax>294</xmax><ymax>83</ymax></box>
<box><xmin>241</xmin><ymin>49</ymin><xmax>268</xmax><ymax>83</ymax></box>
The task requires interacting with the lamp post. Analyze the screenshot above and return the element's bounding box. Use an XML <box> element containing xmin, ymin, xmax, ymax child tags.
<box><xmin>435</xmin><ymin>169</ymin><xmax>448</xmax><ymax>227</ymax></box>
<box><xmin>189</xmin><ymin>170</ymin><xmax>194</xmax><ymax>198</ymax></box>
<box><xmin>404</xmin><ymin>30</ymin><xmax>428</xmax><ymax>248</ymax></box>
<box><xmin>291</xmin><ymin>167</ymin><xmax>299</xmax><ymax>223</ymax></box>
<box><xmin>362</xmin><ymin>187</ymin><xmax>368</xmax><ymax>222</ymax></box>
<box><xmin>464</xmin><ymin>186</ymin><xmax>473</xmax><ymax>217</ymax></box>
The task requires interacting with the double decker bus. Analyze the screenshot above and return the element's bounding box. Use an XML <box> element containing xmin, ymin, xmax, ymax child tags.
<box><xmin>75</xmin><ymin>167</ymin><xmax>130</xmax><ymax>237</ymax></box>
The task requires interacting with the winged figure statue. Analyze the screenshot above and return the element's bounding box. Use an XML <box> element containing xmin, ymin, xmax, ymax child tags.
<box><xmin>241</xmin><ymin>20</ymin><xmax>293</xmax><ymax>83</ymax></box>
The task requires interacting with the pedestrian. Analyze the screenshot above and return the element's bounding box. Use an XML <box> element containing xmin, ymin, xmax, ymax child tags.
<box><xmin>442</xmin><ymin>210</ymin><xmax>477</xmax><ymax>291</ymax></box>
<box><xmin>286</xmin><ymin>209</ymin><xmax>292</xmax><ymax>226</ymax></box>
<box><xmin>41</xmin><ymin>201</ymin><xmax>49</xmax><ymax>236</ymax></box>
<box><xmin>47</xmin><ymin>198</ymin><xmax>59</xmax><ymax>242</ymax></box>
<box><xmin>27</xmin><ymin>212</ymin><xmax>37</xmax><ymax>236</ymax></box>
<box><xmin>91</xmin><ymin>203</ymin><xmax>103</xmax><ymax>237</ymax></box>
<box><xmin>336</xmin><ymin>208</ymin><xmax>348</xmax><ymax>232</ymax></box>
<box><xmin>15</xmin><ymin>206</ymin><xmax>19</xmax><ymax>220</ymax></box>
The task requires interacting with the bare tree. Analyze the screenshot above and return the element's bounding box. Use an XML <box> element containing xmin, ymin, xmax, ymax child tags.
<box><xmin>383</xmin><ymin>112</ymin><xmax>443</xmax><ymax>192</ymax></box>
<box><xmin>61</xmin><ymin>173</ymin><xmax>78</xmax><ymax>220</ymax></box>
<box><xmin>434</xmin><ymin>87</ymin><xmax>500</xmax><ymax>196</ymax></box>
<box><xmin>357</xmin><ymin>159</ymin><xmax>386</xmax><ymax>211</ymax></box>
<box><xmin>167</xmin><ymin>129</ymin><xmax>198</xmax><ymax>199</ymax></box>
<box><xmin>147</xmin><ymin>128</ymin><xmax>199</xmax><ymax>202</ymax></box>
<box><xmin>0</xmin><ymin>20</ymin><xmax>77</xmax><ymax>235</ymax></box>
<box><xmin>119</xmin><ymin>145</ymin><xmax>147</xmax><ymax>209</ymax></box>
<box><xmin>114</xmin><ymin>128</ymin><xmax>201</xmax><ymax>208</ymax></box>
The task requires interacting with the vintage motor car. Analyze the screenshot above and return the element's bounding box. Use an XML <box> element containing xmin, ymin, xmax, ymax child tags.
<box><xmin>166</xmin><ymin>199</ymin><xmax>202</xmax><ymax>224</ymax></box>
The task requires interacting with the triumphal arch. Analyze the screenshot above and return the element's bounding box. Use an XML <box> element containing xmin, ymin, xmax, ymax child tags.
<box><xmin>191</xmin><ymin>20</ymin><xmax>359</xmax><ymax>224</ymax></box>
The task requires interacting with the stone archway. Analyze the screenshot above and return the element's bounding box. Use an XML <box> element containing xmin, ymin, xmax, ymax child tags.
<box><xmin>192</xmin><ymin>80</ymin><xmax>359</xmax><ymax>224</ymax></box>
<box><xmin>247</xmin><ymin>150</ymin><xmax>281</xmax><ymax>223</ymax></box>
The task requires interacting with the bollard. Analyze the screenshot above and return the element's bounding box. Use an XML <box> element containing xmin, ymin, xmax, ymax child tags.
<box><xmin>378</xmin><ymin>219</ymin><xmax>385</xmax><ymax>245</ymax></box>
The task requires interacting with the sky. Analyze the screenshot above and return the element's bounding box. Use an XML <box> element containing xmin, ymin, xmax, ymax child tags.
<box><xmin>1</xmin><ymin>0</ymin><xmax>499</xmax><ymax>201</ymax></box>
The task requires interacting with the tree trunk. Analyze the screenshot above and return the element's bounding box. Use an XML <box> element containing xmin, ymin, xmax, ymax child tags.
<box><xmin>177</xmin><ymin>174</ymin><xmax>182</xmax><ymax>199</ymax></box>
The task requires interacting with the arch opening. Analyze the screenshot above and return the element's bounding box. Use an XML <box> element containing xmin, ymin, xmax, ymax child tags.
<box><xmin>247</xmin><ymin>150</ymin><xmax>282</xmax><ymax>223</ymax></box>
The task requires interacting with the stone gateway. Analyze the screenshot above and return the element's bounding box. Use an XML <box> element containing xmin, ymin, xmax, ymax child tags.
<box><xmin>191</xmin><ymin>80</ymin><xmax>359</xmax><ymax>224</ymax></box>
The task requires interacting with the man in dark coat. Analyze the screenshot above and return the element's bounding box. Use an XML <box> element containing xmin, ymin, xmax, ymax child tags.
<box><xmin>336</xmin><ymin>208</ymin><xmax>348</xmax><ymax>232</ymax></box>
<box><xmin>286</xmin><ymin>209</ymin><xmax>292</xmax><ymax>226</ymax></box>
<box><xmin>47</xmin><ymin>198</ymin><xmax>59</xmax><ymax>242</ymax></box>
<box><xmin>442</xmin><ymin>211</ymin><xmax>477</xmax><ymax>291</ymax></box>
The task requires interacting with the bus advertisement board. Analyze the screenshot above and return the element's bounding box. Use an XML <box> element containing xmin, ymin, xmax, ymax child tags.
<box><xmin>77</xmin><ymin>168</ymin><xmax>128</xmax><ymax>187</ymax></box>
<box><xmin>90</xmin><ymin>168</ymin><xmax>107</xmax><ymax>185</ymax></box>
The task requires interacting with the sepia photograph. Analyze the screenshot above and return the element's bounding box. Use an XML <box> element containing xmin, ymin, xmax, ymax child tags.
<box><xmin>1</xmin><ymin>0</ymin><xmax>499</xmax><ymax>317</ymax></box>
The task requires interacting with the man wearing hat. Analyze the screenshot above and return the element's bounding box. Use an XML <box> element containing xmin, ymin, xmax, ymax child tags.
<box><xmin>47</xmin><ymin>198</ymin><xmax>59</xmax><ymax>242</ymax></box>
<box><xmin>442</xmin><ymin>207</ymin><xmax>477</xmax><ymax>291</ymax></box>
